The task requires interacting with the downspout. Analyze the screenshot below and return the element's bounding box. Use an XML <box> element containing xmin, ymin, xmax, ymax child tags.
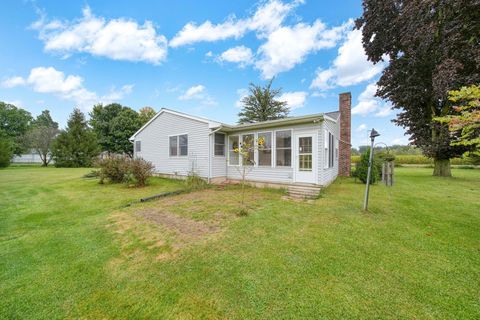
<box><xmin>208</xmin><ymin>127</ymin><xmax>223</xmax><ymax>183</ymax></box>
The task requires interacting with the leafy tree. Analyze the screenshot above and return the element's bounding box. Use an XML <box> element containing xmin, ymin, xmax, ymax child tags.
<box><xmin>110</xmin><ymin>108</ymin><xmax>142</xmax><ymax>157</ymax></box>
<box><xmin>52</xmin><ymin>108</ymin><xmax>100</xmax><ymax>167</ymax></box>
<box><xmin>436</xmin><ymin>85</ymin><xmax>480</xmax><ymax>163</ymax></box>
<box><xmin>238</xmin><ymin>79</ymin><xmax>289</xmax><ymax>124</ymax></box>
<box><xmin>0</xmin><ymin>101</ymin><xmax>32</xmax><ymax>155</ymax></box>
<box><xmin>0</xmin><ymin>133</ymin><xmax>14</xmax><ymax>168</ymax></box>
<box><xmin>25</xmin><ymin>110</ymin><xmax>60</xmax><ymax>166</ymax></box>
<box><xmin>89</xmin><ymin>103</ymin><xmax>141</xmax><ymax>156</ymax></box>
<box><xmin>138</xmin><ymin>106</ymin><xmax>157</xmax><ymax>126</ymax></box>
<box><xmin>356</xmin><ymin>0</ymin><xmax>480</xmax><ymax>176</ymax></box>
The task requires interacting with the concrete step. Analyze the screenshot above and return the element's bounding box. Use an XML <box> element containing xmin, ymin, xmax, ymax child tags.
<box><xmin>287</xmin><ymin>184</ymin><xmax>321</xmax><ymax>199</ymax></box>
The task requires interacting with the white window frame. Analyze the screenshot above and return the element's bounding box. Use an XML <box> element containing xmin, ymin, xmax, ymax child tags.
<box><xmin>227</xmin><ymin>135</ymin><xmax>240</xmax><ymax>166</ymax></box>
<box><xmin>168</xmin><ymin>133</ymin><xmax>188</xmax><ymax>157</ymax></box>
<box><xmin>324</xmin><ymin>130</ymin><xmax>334</xmax><ymax>168</ymax></box>
<box><xmin>275</xmin><ymin>129</ymin><xmax>292</xmax><ymax>168</ymax></box>
<box><xmin>257</xmin><ymin>131</ymin><xmax>273</xmax><ymax>167</ymax></box>
<box><xmin>213</xmin><ymin>132</ymin><xmax>226</xmax><ymax>157</ymax></box>
<box><xmin>135</xmin><ymin>140</ymin><xmax>141</xmax><ymax>153</ymax></box>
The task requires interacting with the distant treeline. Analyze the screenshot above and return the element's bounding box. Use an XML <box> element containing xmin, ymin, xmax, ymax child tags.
<box><xmin>351</xmin><ymin>154</ymin><xmax>473</xmax><ymax>165</ymax></box>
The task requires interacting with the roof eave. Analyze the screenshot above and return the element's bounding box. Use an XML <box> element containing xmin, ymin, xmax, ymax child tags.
<box><xmin>216</xmin><ymin>115</ymin><xmax>324</xmax><ymax>133</ymax></box>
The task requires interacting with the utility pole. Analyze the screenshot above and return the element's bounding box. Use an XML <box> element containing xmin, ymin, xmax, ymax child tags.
<box><xmin>363</xmin><ymin>128</ymin><xmax>380</xmax><ymax>211</ymax></box>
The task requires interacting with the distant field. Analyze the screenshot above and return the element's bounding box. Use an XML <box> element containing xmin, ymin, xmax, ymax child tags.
<box><xmin>1</xmin><ymin>166</ymin><xmax>479</xmax><ymax>319</ymax></box>
<box><xmin>351</xmin><ymin>154</ymin><xmax>473</xmax><ymax>165</ymax></box>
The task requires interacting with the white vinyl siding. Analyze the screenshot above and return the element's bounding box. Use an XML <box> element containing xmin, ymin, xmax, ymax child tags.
<box><xmin>134</xmin><ymin>112</ymin><xmax>209</xmax><ymax>177</ymax></box>
<box><xmin>319</xmin><ymin>117</ymin><xmax>340</xmax><ymax>186</ymax></box>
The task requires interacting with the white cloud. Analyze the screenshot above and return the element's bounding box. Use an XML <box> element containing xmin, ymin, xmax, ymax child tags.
<box><xmin>170</xmin><ymin>0</ymin><xmax>299</xmax><ymax>47</ymax></box>
<box><xmin>235</xmin><ymin>88</ymin><xmax>249</xmax><ymax>108</ymax></box>
<box><xmin>356</xmin><ymin>123</ymin><xmax>367</xmax><ymax>132</ymax></box>
<box><xmin>3</xmin><ymin>67</ymin><xmax>133</xmax><ymax>110</ymax></box>
<box><xmin>179</xmin><ymin>85</ymin><xmax>217</xmax><ymax>106</ymax></box>
<box><xmin>352</xmin><ymin>82</ymin><xmax>392</xmax><ymax>117</ymax></box>
<box><xmin>310</xmin><ymin>28</ymin><xmax>386</xmax><ymax>90</ymax></box>
<box><xmin>279</xmin><ymin>91</ymin><xmax>307</xmax><ymax>110</ymax></box>
<box><xmin>32</xmin><ymin>6</ymin><xmax>168</xmax><ymax>64</ymax></box>
<box><xmin>218</xmin><ymin>46</ymin><xmax>254</xmax><ymax>67</ymax></box>
<box><xmin>256</xmin><ymin>20</ymin><xmax>351</xmax><ymax>79</ymax></box>
<box><xmin>1</xmin><ymin>76</ymin><xmax>26</xmax><ymax>88</ymax></box>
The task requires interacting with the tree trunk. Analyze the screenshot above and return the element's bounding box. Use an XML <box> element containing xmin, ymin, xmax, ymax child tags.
<box><xmin>433</xmin><ymin>158</ymin><xmax>451</xmax><ymax>177</ymax></box>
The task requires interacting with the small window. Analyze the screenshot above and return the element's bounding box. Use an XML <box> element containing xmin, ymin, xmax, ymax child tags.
<box><xmin>276</xmin><ymin>130</ymin><xmax>291</xmax><ymax>167</ymax></box>
<box><xmin>228</xmin><ymin>136</ymin><xmax>239</xmax><ymax>165</ymax></box>
<box><xmin>241</xmin><ymin>134</ymin><xmax>254</xmax><ymax>166</ymax></box>
<box><xmin>214</xmin><ymin>133</ymin><xmax>225</xmax><ymax>156</ymax></box>
<box><xmin>169</xmin><ymin>134</ymin><xmax>188</xmax><ymax>157</ymax></box>
<box><xmin>135</xmin><ymin>140</ymin><xmax>141</xmax><ymax>152</ymax></box>
<box><xmin>258</xmin><ymin>132</ymin><xmax>272</xmax><ymax>166</ymax></box>
<box><xmin>324</xmin><ymin>130</ymin><xmax>334</xmax><ymax>168</ymax></box>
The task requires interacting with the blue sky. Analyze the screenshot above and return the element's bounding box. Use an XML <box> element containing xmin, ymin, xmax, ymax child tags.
<box><xmin>0</xmin><ymin>0</ymin><xmax>409</xmax><ymax>147</ymax></box>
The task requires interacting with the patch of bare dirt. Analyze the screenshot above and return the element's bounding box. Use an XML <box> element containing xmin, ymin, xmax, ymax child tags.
<box><xmin>138</xmin><ymin>210</ymin><xmax>221</xmax><ymax>238</ymax></box>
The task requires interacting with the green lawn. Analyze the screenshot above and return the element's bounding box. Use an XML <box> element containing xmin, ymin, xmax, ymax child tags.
<box><xmin>1</xmin><ymin>166</ymin><xmax>479</xmax><ymax>319</ymax></box>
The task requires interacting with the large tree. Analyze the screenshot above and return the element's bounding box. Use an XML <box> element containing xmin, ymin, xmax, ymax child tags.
<box><xmin>0</xmin><ymin>101</ymin><xmax>32</xmax><ymax>155</ymax></box>
<box><xmin>25</xmin><ymin>110</ymin><xmax>59</xmax><ymax>166</ymax></box>
<box><xmin>356</xmin><ymin>0</ymin><xmax>480</xmax><ymax>176</ymax></box>
<box><xmin>89</xmin><ymin>103</ymin><xmax>141</xmax><ymax>156</ymax></box>
<box><xmin>238</xmin><ymin>79</ymin><xmax>289</xmax><ymax>124</ymax></box>
<box><xmin>138</xmin><ymin>106</ymin><xmax>157</xmax><ymax>126</ymax></box>
<box><xmin>52</xmin><ymin>108</ymin><xmax>100</xmax><ymax>167</ymax></box>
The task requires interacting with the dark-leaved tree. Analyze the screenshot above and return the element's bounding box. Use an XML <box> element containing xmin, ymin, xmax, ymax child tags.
<box><xmin>356</xmin><ymin>0</ymin><xmax>480</xmax><ymax>176</ymax></box>
<box><xmin>52</xmin><ymin>108</ymin><xmax>100</xmax><ymax>167</ymax></box>
<box><xmin>238</xmin><ymin>79</ymin><xmax>289</xmax><ymax>124</ymax></box>
<box><xmin>89</xmin><ymin>103</ymin><xmax>142</xmax><ymax>157</ymax></box>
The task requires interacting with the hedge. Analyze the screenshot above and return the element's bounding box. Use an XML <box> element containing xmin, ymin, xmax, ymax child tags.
<box><xmin>351</xmin><ymin>155</ymin><xmax>472</xmax><ymax>165</ymax></box>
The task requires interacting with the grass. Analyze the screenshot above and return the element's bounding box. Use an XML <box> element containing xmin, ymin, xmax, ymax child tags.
<box><xmin>1</xmin><ymin>166</ymin><xmax>479</xmax><ymax>319</ymax></box>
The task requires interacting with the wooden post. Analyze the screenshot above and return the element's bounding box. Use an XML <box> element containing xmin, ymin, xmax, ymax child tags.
<box><xmin>382</xmin><ymin>161</ymin><xmax>394</xmax><ymax>186</ymax></box>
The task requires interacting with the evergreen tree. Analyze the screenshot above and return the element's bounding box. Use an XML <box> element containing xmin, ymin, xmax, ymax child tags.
<box><xmin>356</xmin><ymin>0</ymin><xmax>480</xmax><ymax>176</ymax></box>
<box><xmin>52</xmin><ymin>108</ymin><xmax>100</xmax><ymax>167</ymax></box>
<box><xmin>238</xmin><ymin>79</ymin><xmax>289</xmax><ymax>124</ymax></box>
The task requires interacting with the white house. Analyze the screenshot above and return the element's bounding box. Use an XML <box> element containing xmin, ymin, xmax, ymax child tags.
<box><xmin>130</xmin><ymin>92</ymin><xmax>351</xmax><ymax>192</ymax></box>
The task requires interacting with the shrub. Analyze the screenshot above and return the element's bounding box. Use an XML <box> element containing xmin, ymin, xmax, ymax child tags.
<box><xmin>95</xmin><ymin>156</ymin><xmax>130</xmax><ymax>184</ymax></box>
<box><xmin>95</xmin><ymin>156</ymin><xmax>154</xmax><ymax>187</ymax></box>
<box><xmin>355</xmin><ymin>149</ymin><xmax>380</xmax><ymax>184</ymax></box>
<box><xmin>0</xmin><ymin>136</ymin><xmax>14</xmax><ymax>168</ymax></box>
<box><xmin>128</xmin><ymin>158</ymin><xmax>155</xmax><ymax>187</ymax></box>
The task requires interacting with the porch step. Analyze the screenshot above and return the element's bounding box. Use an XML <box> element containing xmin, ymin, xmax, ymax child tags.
<box><xmin>287</xmin><ymin>184</ymin><xmax>321</xmax><ymax>199</ymax></box>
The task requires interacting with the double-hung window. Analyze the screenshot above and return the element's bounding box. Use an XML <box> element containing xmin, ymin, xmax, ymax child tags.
<box><xmin>169</xmin><ymin>134</ymin><xmax>188</xmax><ymax>156</ymax></box>
<box><xmin>228</xmin><ymin>136</ymin><xmax>239</xmax><ymax>165</ymax></box>
<box><xmin>214</xmin><ymin>133</ymin><xmax>225</xmax><ymax>156</ymax></box>
<box><xmin>276</xmin><ymin>130</ymin><xmax>292</xmax><ymax>167</ymax></box>
<box><xmin>241</xmin><ymin>134</ymin><xmax>254</xmax><ymax>166</ymax></box>
<box><xmin>258</xmin><ymin>132</ymin><xmax>272</xmax><ymax>166</ymax></box>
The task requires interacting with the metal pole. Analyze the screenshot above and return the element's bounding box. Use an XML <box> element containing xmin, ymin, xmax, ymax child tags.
<box><xmin>363</xmin><ymin>136</ymin><xmax>376</xmax><ymax>210</ymax></box>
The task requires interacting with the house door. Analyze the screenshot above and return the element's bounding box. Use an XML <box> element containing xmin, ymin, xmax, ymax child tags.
<box><xmin>294</xmin><ymin>133</ymin><xmax>316</xmax><ymax>184</ymax></box>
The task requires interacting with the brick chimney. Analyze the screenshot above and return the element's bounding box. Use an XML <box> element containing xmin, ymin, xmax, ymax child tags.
<box><xmin>338</xmin><ymin>92</ymin><xmax>351</xmax><ymax>176</ymax></box>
